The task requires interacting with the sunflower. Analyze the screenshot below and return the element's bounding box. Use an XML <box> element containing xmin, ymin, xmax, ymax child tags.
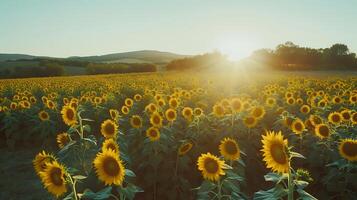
<box><xmin>101</xmin><ymin>119</ymin><xmax>118</xmax><ymax>139</ymax></box>
<box><xmin>182</xmin><ymin>107</ymin><xmax>193</xmax><ymax>121</ymax></box>
<box><xmin>109</xmin><ymin>109</ymin><xmax>119</xmax><ymax>120</ymax></box>
<box><xmin>318</xmin><ymin>100</ymin><xmax>327</xmax><ymax>107</ymax></box>
<box><xmin>61</xmin><ymin>105</ymin><xmax>78</xmax><ymax>126</ymax></box>
<box><xmin>39</xmin><ymin>161</ymin><xmax>67</xmax><ymax>197</ymax></box>
<box><xmin>39</xmin><ymin>110</ymin><xmax>50</xmax><ymax>121</ymax></box>
<box><xmin>121</xmin><ymin>105</ymin><xmax>130</xmax><ymax>115</ymax></box>
<box><xmin>197</xmin><ymin>153</ymin><xmax>226</xmax><ymax>181</ymax></box>
<box><xmin>266</xmin><ymin>97</ymin><xmax>276</xmax><ymax>107</ymax></box>
<box><xmin>213</xmin><ymin>104</ymin><xmax>225</xmax><ymax>117</ymax></box>
<box><xmin>286</xmin><ymin>97</ymin><xmax>295</xmax><ymax>105</ymax></box>
<box><xmin>130</xmin><ymin>115</ymin><xmax>142</xmax><ymax>129</ymax></box>
<box><xmin>328</xmin><ymin>112</ymin><xmax>342</xmax><ymax>125</ymax></box>
<box><xmin>46</xmin><ymin>100</ymin><xmax>56</xmax><ymax>110</ymax></box>
<box><xmin>157</xmin><ymin>99</ymin><xmax>166</xmax><ymax>107</ymax></box>
<box><xmin>169</xmin><ymin>98</ymin><xmax>179</xmax><ymax>109</ymax></box>
<box><xmin>102</xmin><ymin>138</ymin><xmax>120</xmax><ymax>154</ymax></box>
<box><xmin>146</xmin><ymin>127</ymin><xmax>160</xmax><ymax>141</ymax></box>
<box><xmin>300</xmin><ymin>105</ymin><xmax>310</xmax><ymax>114</ymax></box>
<box><xmin>219</xmin><ymin>138</ymin><xmax>240</xmax><ymax>161</ymax></box>
<box><xmin>93</xmin><ymin>149</ymin><xmax>125</xmax><ymax>186</ymax></box>
<box><xmin>261</xmin><ymin>131</ymin><xmax>289</xmax><ymax>173</ymax></box>
<box><xmin>349</xmin><ymin>95</ymin><xmax>357</xmax><ymax>104</ymax></box>
<box><xmin>56</xmin><ymin>133</ymin><xmax>71</xmax><ymax>149</ymax></box>
<box><xmin>165</xmin><ymin>108</ymin><xmax>177</xmax><ymax>122</ymax></box>
<box><xmin>332</xmin><ymin>96</ymin><xmax>343</xmax><ymax>104</ymax></box>
<box><xmin>314</xmin><ymin>124</ymin><xmax>330</xmax><ymax>139</ymax></box>
<box><xmin>251</xmin><ymin>106</ymin><xmax>265</xmax><ymax>119</ymax></box>
<box><xmin>309</xmin><ymin>115</ymin><xmax>322</xmax><ymax>126</ymax></box>
<box><xmin>243</xmin><ymin>116</ymin><xmax>258</xmax><ymax>128</ymax></box>
<box><xmin>194</xmin><ymin>107</ymin><xmax>203</xmax><ymax>117</ymax></box>
<box><xmin>178</xmin><ymin>142</ymin><xmax>193</xmax><ymax>156</ymax></box>
<box><xmin>33</xmin><ymin>151</ymin><xmax>56</xmax><ymax>175</ymax></box>
<box><xmin>340</xmin><ymin>109</ymin><xmax>351</xmax><ymax>121</ymax></box>
<box><xmin>134</xmin><ymin>94</ymin><xmax>142</xmax><ymax>101</ymax></box>
<box><xmin>10</xmin><ymin>102</ymin><xmax>17</xmax><ymax>110</ymax></box>
<box><xmin>291</xmin><ymin>118</ymin><xmax>305</xmax><ymax>135</ymax></box>
<box><xmin>150</xmin><ymin>112</ymin><xmax>163</xmax><ymax>127</ymax></box>
<box><xmin>351</xmin><ymin>112</ymin><xmax>357</xmax><ymax>124</ymax></box>
<box><xmin>125</xmin><ymin>98</ymin><xmax>134</xmax><ymax>107</ymax></box>
<box><xmin>231</xmin><ymin>98</ymin><xmax>243</xmax><ymax>112</ymax></box>
<box><xmin>338</xmin><ymin>139</ymin><xmax>357</xmax><ymax>161</ymax></box>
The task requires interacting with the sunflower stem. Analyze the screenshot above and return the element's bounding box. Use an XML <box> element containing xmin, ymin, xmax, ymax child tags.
<box><xmin>217</xmin><ymin>179</ymin><xmax>222</xmax><ymax>200</ymax></box>
<box><xmin>68</xmin><ymin>175</ymin><xmax>79</xmax><ymax>200</ymax></box>
<box><xmin>79</xmin><ymin>114</ymin><xmax>84</xmax><ymax>139</ymax></box>
<box><xmin>287</xmin><ymin>163</ymin><xmax>293</xmax><ymax>200</ymax></box>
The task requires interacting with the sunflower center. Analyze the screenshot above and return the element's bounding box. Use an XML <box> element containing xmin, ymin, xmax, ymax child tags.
<box><xmin>246</xmin><ymin>117</ymin><xmax>255</xmax><ymax>125</ymax></box>
<box><xmin>150</xmin><ymin>129</ymin><xmax>158</xmax><ymax>137</ymax></box>
<box><xmin>318</xmin><ymin>125</ymin><xmax>329</xmax><ymax>137</ymax></box>
<box><xmin>153</xmin><ymin>116</ymin><xmax>160</xmax><ymax>124</ymax></box>
<box><xmin>270</xmin><ymin>143</ymin><xmax>287</xmax><ymax>164</ymax></box>
<box><xmin>342</xmin><ymin>142</ymin><xmax>357</xmax><ymax>157</ymax></box>
<box><xmin>103</xmin><ymin>157</ymin><xmax>120</xmax><ymax>176</ymax></box>
<box><xmin>171</xmin><ymin>101</ymin><xmax>177</xmax><ymax>107</ymax></box>
<box><xmin>224</xmin><ymin>141</ymin><xmax>238</xmax><ymax>155</ymax></box>
<box><xmin>204</xmin><ymin>158</ymin><xmax>219</xmax><ymax>173</ymax></box>
<box><xmin>253</xmin><ymin>109</ymin><xmax>263</xmax><ymax>117</ymax></box>
<box><xmin>168</xmin><ymin>111</ymin><xmax>175</xmax><ymax>119</ymax></box>
<box><xmin>66</xmin><ymin>109</ymin><xmax>74</xmax><ymax>120</ymax></box>
<box><xmin>342</xmin><ymin>112</ymin><xmax>350</xmax><ymax>120</ymax></box>
<box><xmin>105</xmin><ymin>123</ymin><xmax>115</xmax><ymax>135</ymax></box>
<box><xmin>294</xmin><ymin>122</ymin><xmax>303</xmax><ymax>131</ymax></box>
<box><xmin>50</xmin><ymin>167</ymin><xmax>64</xmax><ymax>186</ymax></box>
<box><xmin>41</xmin><ymin>113</ymin><xmax>48</xmax><ymax>119</ymax></box>
<box><xmin>133</xmin><ymin>117</ymin><xmax>141</xmax><ymax>126</ymax></box>
<box><xmin>332</xmin><ymin>114</ymin><xmax>341</xmax><ymax>122</ymax></box>
<box><xmin>184</xmin><ymin>110</ymin><xmax>192</xmax><ymax>116</ymax></box>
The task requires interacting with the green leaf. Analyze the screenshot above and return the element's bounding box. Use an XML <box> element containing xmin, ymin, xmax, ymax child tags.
<box><xmin>264</xmin><ymin>172</ymin><xmax>287</xmax><ymax>183</ymax></box>
<box><xmin>253</xmin><ymin>185</ymin><xmax>288</xmax><ymax>200</ymax></box>
<box><xmin>195</xmin><ymin>180</ymin><xmax>216</xmax><ymax>194</ymax></box>
<box><xmin>81</xmin><ymin>187</ymin><xmax>112</xmax><ymax>200</ymax></box>
<box><xmin>125</xmin><ymin>169</ymin><xmax>136</xmax><ymax>177</ymax></box>
<box><xmin>290</xmin><ymin>151</ymin><xmax>306</xmax><ymax>159</ymax></box>
<box><xmin>294</xmin><ymin>180</ymin><xmax>309</xmax><ymax>189</ymax></box>
<box><xmin>226</xmin><ymin>170</ymin><xmax>244</xmax><ymax>182</ymax></box>
<box><xmin>296</xmin><ymin>189</ymin><xmax>318</xmax><ymax>200</ymax></box>
<box><xmin>117</xmin><ymin>184</ymin><xmax>143</xmax><ymax>200</ymax></box>
<box><xmin>222</xmin><ymin>179</ymin><xmax>240</xmax><ymax>193</ymax></box>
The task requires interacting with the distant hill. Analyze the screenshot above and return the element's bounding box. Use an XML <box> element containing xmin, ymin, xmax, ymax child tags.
<box><xmin>0</xmin><ymin>54</ymin><xmax>37</xmax><ymax>62</ymax></box>
<box><xmin>0</xmin><ymin>50</ymin><xmax>190</xmax><ymax>78</ymax></box>
<box><xmin>67</xmin><ymin>50</ymin><xmax>188</xmax><ymax>64</ymax></box>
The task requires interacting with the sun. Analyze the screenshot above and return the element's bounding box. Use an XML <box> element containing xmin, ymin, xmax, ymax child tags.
<box><xmin>214</xmin><ymin>33</ymin><xmax>261</xmax><ymax>61</ymax></box>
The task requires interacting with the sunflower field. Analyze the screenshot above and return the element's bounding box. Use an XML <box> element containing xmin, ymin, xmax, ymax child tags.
<box><xmin>0</xmin><ymin>72</ymin><xmax>356</xmax><ymax>200</ymax></box>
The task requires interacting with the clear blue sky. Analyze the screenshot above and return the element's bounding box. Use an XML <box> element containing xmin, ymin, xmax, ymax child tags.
<box><xmin>1</xmin><ymin>0</ymin><xmax>356</xmax><ymax>59</ymax></box>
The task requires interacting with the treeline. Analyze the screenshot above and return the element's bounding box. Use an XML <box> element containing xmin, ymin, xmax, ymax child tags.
<box><xmin>0</xmin><ymin>63</ymin><xmax>64</xmax><ymax>79</ymax></box>
<box><xmin>86</xmin><ymin>63</ymin><xmax>156</xmax><ymax>74</ymax></box>
<box><xmin>166</xmin><ymin>52</ymin><xmax>229</xmax><ymax>71</ymax></box>
<box><xmin>0</xmin><ymin>59</ymin><xmax>157</xmax><ymax>79</ymax></box>
<box><xmin>251</xmin><ymin>42</ymin><xmax>357</xmax><ymax>70</ymax></box>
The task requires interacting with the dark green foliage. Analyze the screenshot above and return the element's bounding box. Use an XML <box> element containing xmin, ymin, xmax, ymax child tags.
<box><xmin>251</xmin><ymin>41</ymin><xmax>357</xmax><ymax>70</ymax></box>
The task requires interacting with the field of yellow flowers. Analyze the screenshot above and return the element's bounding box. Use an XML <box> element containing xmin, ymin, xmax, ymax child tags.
<box><xmin>0</xmin><ymin>72</ymin><xmax>356</xmax><ymax>200</ymax></box>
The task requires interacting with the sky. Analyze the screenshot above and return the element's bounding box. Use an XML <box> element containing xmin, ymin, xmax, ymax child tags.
<box><xmin>1</xmin><ymin>0</ymin><xmax>357</xmax><ymax>60</ymax></box>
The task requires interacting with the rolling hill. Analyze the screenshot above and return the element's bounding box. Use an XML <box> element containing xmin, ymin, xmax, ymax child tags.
<box><xmin>0</xmin><ymin>50</ymin><xmax>188</xmax><ymax>64</ymax></box>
